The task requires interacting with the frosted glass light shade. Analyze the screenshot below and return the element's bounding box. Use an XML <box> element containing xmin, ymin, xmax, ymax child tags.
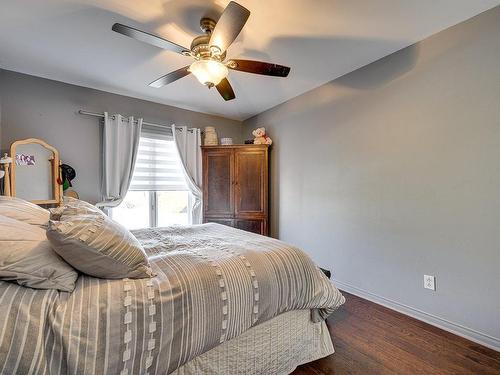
<box><xmin>189</xmin><ymin>60</ymin><xmax>228</xmax><ymax>86</ymax></box>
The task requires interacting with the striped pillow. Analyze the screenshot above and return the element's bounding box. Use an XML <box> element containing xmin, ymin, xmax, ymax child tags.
<box><xmin>49</xmin><ymin>197</ymin><xmax>102</xmax><ymax>220</ymax></box>
<box><xmin>47</xmin><ymin>212</ymin><xmax>155</xmax><ymax>279</ymax></box>
<box><xmin>0</xmin><ymin>215</ymin><xmax>78</xmax><ymax>292</ymax></box>
<box><xmin>0</xmin><ymin>196</ymin><xmax>50</xmax><ymax>227</ymax></box>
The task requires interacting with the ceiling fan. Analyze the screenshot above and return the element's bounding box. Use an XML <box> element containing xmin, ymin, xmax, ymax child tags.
<box><xmin>112</xmin><ymin>1</ymin><xmax>290</xmax><ymax>101</ymax></box>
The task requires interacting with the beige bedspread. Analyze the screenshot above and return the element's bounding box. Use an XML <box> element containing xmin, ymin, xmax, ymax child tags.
<box><xmin>173</xmin><ymin>309</ymin><xmax>334</xmax><ymax>375</ymax></box>
<box><xmin>0</xmin><ymin>223</ymin><xmax>344</xmax><ymax>375</ymax></box>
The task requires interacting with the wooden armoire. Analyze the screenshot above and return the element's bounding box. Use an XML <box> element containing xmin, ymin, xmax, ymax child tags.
<box><xmin>202</xmin><ymin>144</ymin><xmax>269</xmax><ymax>235</ymax></box>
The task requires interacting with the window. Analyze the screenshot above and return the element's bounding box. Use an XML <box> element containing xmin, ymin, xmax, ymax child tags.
<box><xmin>111</xmin><ymin>126</ymin><xmax>190</xmax><ymax>229</ymax></box>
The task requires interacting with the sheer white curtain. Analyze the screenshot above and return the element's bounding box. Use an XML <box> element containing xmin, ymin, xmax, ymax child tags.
<box><xmin>96</xmin><ymin>112</ymin><xmax>142</xmax><ymax>209</ymax></box>
<box><xmin>172</xmin><ymin>125</ymin><xmax>203</xmax><ymax>224</ymax></box>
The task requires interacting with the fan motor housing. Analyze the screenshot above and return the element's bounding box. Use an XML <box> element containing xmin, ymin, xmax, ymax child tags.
<box><xmin>200</xmin><ymin>17</ymin><xmax>217</xmax><ymax>33</ymax></box>
<box><xmin>191</xmin><ymin>34</ymin><xmax>226</xmax><ymax>61</ymax></box>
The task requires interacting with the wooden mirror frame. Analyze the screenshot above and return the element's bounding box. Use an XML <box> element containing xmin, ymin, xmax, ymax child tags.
<box><xmin>9</xmin><ymin>138</ymin><xmax>62</xmax><ymax>205</ymax></box>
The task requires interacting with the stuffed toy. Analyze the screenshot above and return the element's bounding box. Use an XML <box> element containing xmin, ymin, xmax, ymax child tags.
<box><xmin>252</xmin><ymin>127</ymin><xmax>273</xmax><ymax>145</ymax></box>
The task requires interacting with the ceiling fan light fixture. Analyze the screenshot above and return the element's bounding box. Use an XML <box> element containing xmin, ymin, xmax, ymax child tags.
<box><xmin>111</xmin><ymin>2</ymin><xmax>290</xmax><ymax>101</ymax></box>
<box><xmin>189</xmin><ymin>60</ymin><xmax>228</xmax><ymax>86</ymax></box>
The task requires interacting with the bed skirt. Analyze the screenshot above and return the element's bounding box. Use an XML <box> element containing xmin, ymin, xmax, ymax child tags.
<box><xmin>172</xmin><ymin>309</ymin><xmax>334</xmax><ymax>375</ymax></box>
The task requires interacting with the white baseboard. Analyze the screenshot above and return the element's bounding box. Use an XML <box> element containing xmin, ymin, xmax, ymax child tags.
<box><xmin>332</xmin><ymin>279</ymin><xmax>500</xmax><ymax>352</ymax></box>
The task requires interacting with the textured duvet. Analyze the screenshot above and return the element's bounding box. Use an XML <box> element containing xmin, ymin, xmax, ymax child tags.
<box><xmin>0</xmin><ymin>223</ymin><xmax>344</xmax><ymax>375</ymax></box>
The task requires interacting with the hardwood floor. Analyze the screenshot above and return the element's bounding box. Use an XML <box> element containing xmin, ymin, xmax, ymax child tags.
<box><xmin>292</xmin><ymin>292</ymin><xmax>500</xmax><ymax>375</ymax></box>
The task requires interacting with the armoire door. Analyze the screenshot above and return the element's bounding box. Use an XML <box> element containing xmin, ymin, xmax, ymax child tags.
<box><xmin>234</xmin><ymin>148</ymin><xmax>268</xmax><ymax>217</ymax></box>
<box><xmin>235</xmin><ymin>219</ymin><xmax>267</xmax><ymax>235</ymax></box>
<box><xmin>205</xmin><ymin>218</ymin><xmax>234</xmax><ymax>228</ymax></box>
<box><xmin>203</xmin><ymin>149</ymin><xmax>234</xmax><ymax>217</ymax></box>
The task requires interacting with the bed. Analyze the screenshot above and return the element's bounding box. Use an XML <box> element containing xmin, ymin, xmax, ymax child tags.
<box><xmin>0</xmin><ymin>223</ymin><xmax>344</xmax><ymax>374</ymax></box>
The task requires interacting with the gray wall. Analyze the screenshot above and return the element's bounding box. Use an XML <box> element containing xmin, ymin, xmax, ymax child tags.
<box><xmin>245</xmin><ymin>7</ymin><xmax>500</xmax><ymax>344</ymax></box>
<box><xmin>0</xmin><ymin>70</ymin><xmax>243</xmax><ymax>203</ymax></box>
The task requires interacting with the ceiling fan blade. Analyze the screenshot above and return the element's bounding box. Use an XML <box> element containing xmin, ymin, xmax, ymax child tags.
<box><xmin>112</xmin><ymin>23</ymin><xmax>189</xmax><ymax>55</ymax></box>
<box><xmin>216</xmin><ymin>78</ymin><xmax>236</xmax><ymax>101</ymax></box>
<box><xmin>227</xmin><ymin>59</ymin><xmax>290</xmax><ymax>77</ymax></box>
<box><xmin>149</xmin><ymin>66</ymin><xmax>191</xmax><ymax>88</ymax></box>
<box><xmin>209</xmin><ymin>2</ymin><xmax>250</xmax><ymax>53</ymax></box>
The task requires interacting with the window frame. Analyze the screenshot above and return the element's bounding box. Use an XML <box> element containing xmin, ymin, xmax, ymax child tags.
<box><xmin>112</xmin><ymin>189</ymin><xmax>192</xmax><ymax>229</ymax></box>
<box><xmin>112</xmin><ymin>124</ymin><xmax>192</xmax><ymax>229</ymax></box>
<box><xmin>150</xmin><ymin>191</ymin><xmax>158</xmax><ymax>227</ymax></box>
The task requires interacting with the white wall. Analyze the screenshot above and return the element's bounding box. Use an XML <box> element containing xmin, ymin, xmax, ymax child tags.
<box><xmin>245</xmin><ymin>7</ymin><xmax>500</xmax><ymax>349</ymax></box>
<box><xmin>0</xmin><ymin>70</ymin><xmax>243</xmax><ymax>202</ymax></box>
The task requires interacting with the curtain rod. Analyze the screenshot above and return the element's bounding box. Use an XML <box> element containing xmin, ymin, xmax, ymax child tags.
<box><xmin>78</xmin><ymin>110</ymin><xmax>198</xmax><ymax>132</ymax></box>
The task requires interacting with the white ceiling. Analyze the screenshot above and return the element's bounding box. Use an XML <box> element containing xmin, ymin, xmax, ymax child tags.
<box><xmin>1</xmin><ymin>0</ymin><xmax>499</xmax><ymax>121</ymax></box>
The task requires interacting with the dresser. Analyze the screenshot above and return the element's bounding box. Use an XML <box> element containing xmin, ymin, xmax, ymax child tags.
<box><xmin>202</xmin><ymin>145</ymin><xmax>269</xmax><ymax>235</ymax></box>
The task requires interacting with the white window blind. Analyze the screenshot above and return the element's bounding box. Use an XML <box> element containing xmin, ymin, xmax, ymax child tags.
<box><xmin>129</xmin><ymin>126</ymin><xmax>188</xmax><ymax>192</ymax></box>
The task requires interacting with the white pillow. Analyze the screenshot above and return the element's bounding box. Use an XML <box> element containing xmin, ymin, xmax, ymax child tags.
<box><xmin>0</xmin><ymin>215</ymin><xmax>78</xmax><ymax>292</ymax></box>
<box><xmin>0</xmin><ymin>196</ymin><xmax>50</xmax><ymax>227</ymax></box>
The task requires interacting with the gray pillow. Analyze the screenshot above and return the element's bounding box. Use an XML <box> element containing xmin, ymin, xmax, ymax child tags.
<box><xmin>0</xmin><ymin>215</ymin><xmax>78</xmax><ymax>292</ymax></box>
<box><xmin>50</xmin><ymin>196</ymin><xmax>102</xmax><ymax>220</ymax></box>
<box><xmin>47</xmin><ymin>212</ymin><xmax>155</xmax><ymax>279</ymax></box>
<box><xmin>0</xmin><ymin>196</ymin><xmax>50</xmax><ymax>227</ymax></box>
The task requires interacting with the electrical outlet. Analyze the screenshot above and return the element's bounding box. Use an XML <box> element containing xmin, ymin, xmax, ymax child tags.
<box><xmin>424</xmin><ymin>275</ymin><xmax>436</xmax><ymax>291</ymax></box>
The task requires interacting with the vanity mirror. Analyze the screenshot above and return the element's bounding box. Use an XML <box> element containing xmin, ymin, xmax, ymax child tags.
<box><xmin>8</xmin><ymin>138</ymin><xmax>62</xmax><ymax>205</ymax></box>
